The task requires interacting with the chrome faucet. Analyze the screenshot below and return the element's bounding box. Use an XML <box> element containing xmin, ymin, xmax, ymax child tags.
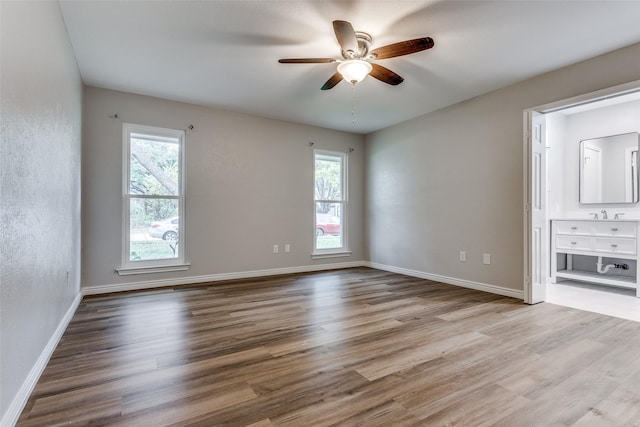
<box><xmin>590</xmin><ymin>212</ymin><xmax>599</xmax><ymax>220</ymax></box>
<box><xmin>601</xmin><ymin>210</ymin><xmax>608</xmax><ymax>219</ymax></box>
<box><xmin>614</xmin><ymin>213</ymin><xmax>624</xmax><ymax>220</ymax></box>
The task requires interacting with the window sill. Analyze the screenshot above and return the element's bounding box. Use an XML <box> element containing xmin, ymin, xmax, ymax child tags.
<box><xmin>311</xmin><ymin>251</ymin><xmax>352</xmax><ymax>260</ymax></box>
<box><xmin>116</xmin><ymin>263</ymin><xmax>191</xmax><ymax>276</ymax></box>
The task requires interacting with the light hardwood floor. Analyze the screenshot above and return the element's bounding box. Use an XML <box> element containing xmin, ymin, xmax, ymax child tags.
<box><xmin>17</xmin><ymin>268</ymin><xmax>640</xmax><ymax>426</ymax></box>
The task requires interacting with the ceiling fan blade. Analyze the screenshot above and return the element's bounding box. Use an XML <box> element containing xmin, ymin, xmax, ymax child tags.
<box><xmin>321</xmin><ymin>72</ymin><xmax>343</xmax><ymax>90</ymax></box>
<box><xmin>370</xmin><ymin>63</ymin><xmax>404</xmax><ymax>86</ymax></box>
<box><xmin>278</xmin><ymin>58</ymin><xmax>337</xmax><ymax>64</ymax></box>
<box><xmin>333</xmin><ymin>20</ymin><xmax>359</xmax><ymax>56</ymax></box>
<box><xmin>370</xmin><ymin>37</ymin><xmax>434</xmax><ymax>60</ymax></box>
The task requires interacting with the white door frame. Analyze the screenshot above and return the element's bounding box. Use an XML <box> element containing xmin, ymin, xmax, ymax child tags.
<box><xmin>523</xmin><ymin>79</ymin><xmax>640</xmax><ymax>304</ymax></box>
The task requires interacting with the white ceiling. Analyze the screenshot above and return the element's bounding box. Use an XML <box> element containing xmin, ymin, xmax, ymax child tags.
<box><xmin>58</xmin><ymin>0</ymin><xmax>640</xmax><ymax>134</ymax></box>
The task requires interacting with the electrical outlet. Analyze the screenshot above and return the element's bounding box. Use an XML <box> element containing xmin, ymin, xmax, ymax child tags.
<box><xmin>273</xmin><ymin>245</ymin><xmax>279</xmax><ymax>254</ymax></box>
<box><xmin>285</xmin><ymin>244</ymin><xmax>291</xmax><ymax>253</ymax></box>
<box><xmin>459</xmin><ymin>251</ymin><xmax>466</xmax><ymax>262</ymax></box>
<box><xmin>483</xmin><ymin>253</ymin><xmax>491</xmax><ymax>265</ymax></box>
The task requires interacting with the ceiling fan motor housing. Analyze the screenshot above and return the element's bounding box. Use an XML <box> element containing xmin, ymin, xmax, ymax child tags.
<box><xmin>342</xmin><ymin>31</ymin><xmax>372</xmax><ymax>59</ymax></box>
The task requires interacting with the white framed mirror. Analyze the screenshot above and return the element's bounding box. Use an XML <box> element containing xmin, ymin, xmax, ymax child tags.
<box><xmin>579</xmin><ymin>132</ymin><xmax>640</xmax><ymax>204</ymax></box>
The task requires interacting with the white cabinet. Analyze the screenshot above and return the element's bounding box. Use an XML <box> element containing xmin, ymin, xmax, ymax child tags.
<box><xmin>594</xmin><ymin>222</ymin><xmax>637</xmax><ymax>238</ymax></box>
<box><xmin>551</xmin><ymin>220</ymin><xmax>640</xmax><ymax>297</ymax></box>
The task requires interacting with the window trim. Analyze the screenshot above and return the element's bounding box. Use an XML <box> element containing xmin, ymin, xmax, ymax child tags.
<box><xmin>312</xmin><ymin>149</ymin><xmax>350</xmax><ymax>257</ymax></box>
<box><xmin>118</xmin><ymin>123</ymin><xmax>188</xmax><ymax>274</ymax></box>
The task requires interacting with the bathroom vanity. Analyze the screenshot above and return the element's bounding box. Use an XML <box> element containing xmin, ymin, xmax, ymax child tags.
<box><xmin>551</xmin><ymin>219</ymin><xmax>640</xmax><ymax>297</ymax></box>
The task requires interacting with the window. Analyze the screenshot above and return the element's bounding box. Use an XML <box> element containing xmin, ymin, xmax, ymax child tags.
<box><xmin>118</xmin><ymin>124</ymin><xmax>188</xmax><ymax>274</ymax></box>
<box><xmin>313</xmin><ymin>150</ymin><xmax>350</xmax><ymax>257</ymax></box>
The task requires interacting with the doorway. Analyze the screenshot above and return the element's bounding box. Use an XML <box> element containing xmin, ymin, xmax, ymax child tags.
<box><xmin>524</xmin><ymin>80</ymin><xmax>640</xmax><ymax>321</ymax></box>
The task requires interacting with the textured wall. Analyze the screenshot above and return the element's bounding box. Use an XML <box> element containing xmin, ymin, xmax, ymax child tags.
<box><xmin>82</xmin><ymin>87</ymin><xmax>365</xmax><ymax>290</ymax></box>
<box><xmin>0</xmin><ymin>1</ymin><xmax>82</xmax><ymax>422</ymax></box>
<box><xmin>365</xmin><ymin>42</ymin><xmax>640</xmax><ymax>292</ymax></box>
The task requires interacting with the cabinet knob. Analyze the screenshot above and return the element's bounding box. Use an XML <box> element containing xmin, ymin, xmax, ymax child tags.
<box><xmin>611</xmin><ymin>244</ymin><xmax>618</xmax><ymax>248</ymax></box>
<box><xmin>571</xmin><ymin>241</ymin><xmax>577</xmax><ymax>245</ymax></box>
<box><xmin>611</xmin><ymin>228</ymin><xmax>618</xmax><ymax>232</ymax></box>
<box><xmin>571</xmin><ymin>227</ymin><xmax>577</xmax><ymax>230</ymax></box>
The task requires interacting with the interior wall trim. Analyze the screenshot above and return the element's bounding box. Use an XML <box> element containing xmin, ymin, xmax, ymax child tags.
<box><xmin>366</xmin><ymin>262</ymin><xmax>525</xmax><ymax>300</ymax></box>
<box><xmin>1</xmin><ymin>292</ymin><xmax>82</xmax><ymax>427</ymax></box>
<box><xmin>82</xmin><ymin>261</ymin><xmax>368</xmax><ymax>296</ymax></box>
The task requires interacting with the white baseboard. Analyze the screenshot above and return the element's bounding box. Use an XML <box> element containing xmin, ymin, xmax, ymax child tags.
<box><xmin>366</xmin><ymin>262</ymin><xmax>525</xmax><ymax>300</ymax></box>
<box><xmin>1</xmin><ymin>292</ymin><xmax>82</xmax><ymax>427</ymax></box>
<box><xmin>83</xmin><ymin>261</ymin><xmax>524</xmax><ymax>300</ymax></box>
<box><xmin>83</xmin><ymin>261</ymin><xmax>368</xmax><ymax>295</ymax></box>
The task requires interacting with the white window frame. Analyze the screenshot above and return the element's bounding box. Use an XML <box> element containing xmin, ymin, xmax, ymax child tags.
<box><xmin>117</xmin><ymin>123</ymin><xmax>189</xmax><ymax>275</ymax></box>
<box><xmin>312</xmin><ymin>149</ymin><xmax>351</xmax><ymax>259</ymax></box>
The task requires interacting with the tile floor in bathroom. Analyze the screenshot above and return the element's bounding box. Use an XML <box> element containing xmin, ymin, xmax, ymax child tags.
<box><xmin>546</xmin><ymin>280</ymin><xmax>640</xmax><ymax>322</ymax></box>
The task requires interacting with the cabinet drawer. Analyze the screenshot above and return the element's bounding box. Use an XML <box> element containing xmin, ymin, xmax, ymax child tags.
<box><xmin>594</xmin><ymin>222</ymin><xmax>637</xmax><ymax>238</ymax></box>
<box><xmin>594</xmin><ymin>237</ymin><xmax>636</xmax><ymax>255</ymax></box>
<box><xmin>555</xmin><ymin>221</ymin><xmax>592</xmax><ymax>235</ymax></box>
<box><xmin>556</xmin><ymin>235</ymin><xmax>592</xmax><ymax>251</ymax></box>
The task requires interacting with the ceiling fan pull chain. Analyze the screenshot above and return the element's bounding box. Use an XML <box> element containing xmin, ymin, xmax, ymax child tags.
<box><xmin>351</xmin><ymin>83</ymin><xmax>357</xmax><ymax>125</ymax></box>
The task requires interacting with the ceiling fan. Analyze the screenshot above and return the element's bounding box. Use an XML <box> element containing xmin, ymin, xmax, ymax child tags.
<box><xmin>278</xmin><ymin>20</ymin><xmax>434</xmax><ymax>90</ymax></box>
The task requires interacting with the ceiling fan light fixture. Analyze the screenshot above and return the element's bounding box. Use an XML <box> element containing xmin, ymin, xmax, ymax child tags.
<box><xmin>337</xmin><ymin>59</ymin><xmax>372</xmax><ymax>84</ymax></box>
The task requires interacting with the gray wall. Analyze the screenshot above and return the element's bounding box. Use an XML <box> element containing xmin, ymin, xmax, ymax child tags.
<box><xmin>82</xmin><ymin>87</ymin><xmax>365</xmax><ymax>291</ymax></box>
<box><xmin>0</xmin><ymin>1</ymin><xmax>82</xmax><ymax>423</ymax></box>
<box><xmin>365</xmin><ymin>42</ymin><xmax>640</xmax><ymax>292</ymax></box>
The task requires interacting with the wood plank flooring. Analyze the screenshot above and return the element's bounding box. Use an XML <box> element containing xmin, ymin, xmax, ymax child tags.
<box><xmin>17</xmin><ymin>267</ymin><xmax>640</xmax><ymax>426</ymax></box>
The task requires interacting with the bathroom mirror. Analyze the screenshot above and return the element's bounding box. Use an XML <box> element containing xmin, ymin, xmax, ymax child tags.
<box><xmin>580</xmin><ymin>132</ymin><xmax>639</xmax><ymax>204</ymax></box>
